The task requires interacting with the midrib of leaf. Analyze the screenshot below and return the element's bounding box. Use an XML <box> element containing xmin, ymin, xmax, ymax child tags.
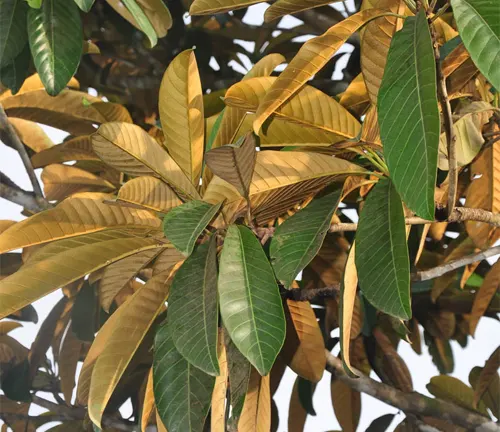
<box><xmin>230</xmin><ymin>147</ymin><xmax>249</xmax><ymax>197</ymax></box>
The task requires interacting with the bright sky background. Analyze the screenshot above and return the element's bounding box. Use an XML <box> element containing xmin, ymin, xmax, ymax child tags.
<box><xmin>1</xmin><ymin>2</ymin><xmax>499</xmax><ymax>431</ymax></box>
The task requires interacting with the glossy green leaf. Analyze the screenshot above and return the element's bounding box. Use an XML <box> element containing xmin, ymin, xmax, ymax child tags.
<box><xmin>168</xmin><ymin>237</ymin><xmax>219</xmax><ymax>375</ymax></box>
<box><xmin>218</xmin><ymin>225</ymin><xmax>285</xmax><ymax>376</ymax></box>
<box><xmin>378</xmin><ymin>10</ymin><xmax>440</xmax><ymax>220</ymax></box>
<box><xmin>355</xmin><ymin>178</ymin><xmax>411</xmax><ymax>320</ymax></box>
<box><xmin>27</xmin><ymin>0</ymin><xmax>43</xmax><ymax>8</ymax></box>
<box><xmin>270</xmin><ymin>188</ymin><xmax>342</xmax><ymax>288</ymax></box>
<box><xmin>451</xmin><ymin>0</ymin><xmax>499</xmax><ymax>90</ymax></box>
<box><xmin>0</xmin><ymin>0</ymin><xmax>28</xmax><ymax>67</ymax></box>
<box><xmin>73</xmin><ymin>0</ymin><xmax>95</xmax><ymax>12</ymax></box>
<box><xmin>0</xmin><ymin>44</ymin><xmax>30</xmax><ymax>94</ymax></box>
<box><xmin>27</xmin><ymin>0</ymin><xmax>83</xmax><ymax>96</ymax></box>
<box><xmin>162</xmin><ymin>200</ymin><xmax>222</xmax><ymax>256</ymax></box>
<box><xmin>121</xmin><ymin>0</ymin><xmax>157</xmax><ymax>48</ymax></box>
<box><xmin>153</xmin><ymin>322</ymin><xmax>215</xmax><ymax>432</ymax></box>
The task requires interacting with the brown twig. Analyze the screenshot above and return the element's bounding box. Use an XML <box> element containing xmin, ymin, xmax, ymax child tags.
<box><xmin>0</xmin><ymin>172</ymin><xmax>49</xmax><ymax>213</ymax></box>
<box><xmin>325</xmin><ymin>351</ymin><xmax>499</xmax><ymax>431</ymax></box>
<box><xmin>285</xmin><ymin>285</ymin><xmax>340</xmax><ymax>301</ymax></box>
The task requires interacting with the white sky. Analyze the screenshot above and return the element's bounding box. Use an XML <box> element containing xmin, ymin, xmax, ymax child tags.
<box><xmin>1</xmin><ymin>2</ymin><xmax>499</xmax><ymax>431</ymax></box>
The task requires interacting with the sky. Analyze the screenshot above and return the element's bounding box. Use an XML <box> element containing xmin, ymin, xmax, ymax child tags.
<box><xmin>1</xmin><ymin>2</ymin><xmax>499</xmax><ymax>431</ymax></box>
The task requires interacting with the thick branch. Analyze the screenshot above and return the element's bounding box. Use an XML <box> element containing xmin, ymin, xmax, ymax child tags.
<box><xmin>325</xmin><ymin>351</ymin><xmax>499</xmax><ymax>432</ymax></box>
<box><xmin>285</xmin><ymin>285</ymin><xmax>339</xmax><ymax>301</ymax></box>
<box><xmin>0</xmin><ymin>104</ymin><xmax>47</xmax><ymax>202</ymax></box>
<box><xmin>0</xmin><ymin>172</ymin><xmax>49</xmax><ymax>212</ymax></box>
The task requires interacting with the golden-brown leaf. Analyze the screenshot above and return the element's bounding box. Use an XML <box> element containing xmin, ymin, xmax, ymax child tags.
<box><xmin>31</xmin><ymin>136</ymin><xmax>98</xmax><ymax>168</ymax></box>
<box><xmin>0</xmin><ymin>321</ymin><xmax>22</xmax><ymax>335</ymax></box>
<box><xmin>253</xmin><ymin>9</ymin><xmax>389</xmax><ymax>133</ymax></box>
<box><xmin>339</xmin><ymin>73</ymin><xmax>370</xmax><ymax>116</ymax></box>
<box><xmin>264</xmin><ymin>0</ymin><xmax>340</xmax><ymax>22</ymax></box>
<box><xmin>474</xmin><ymin>347</ymin><xmax>500</xmax><ymax>408</ymax></box>
<box><xmin>442</xmin><ymin>43</ymin><xmax>470</xmax><ymax>78</ymax></box>
<box><xmin>92</xmin><ymin>122</ymin><xmax>200</xmax><ymax>200</ymax></box>
<box><xmin>226</xmin><ymin>77</ymin><xmax>360</xmax><ymax>139</ymax></box>
<box><xmin>287</xmin><ymin>378</ymin><xmax>307</xmax><ymax>432</ymax></box>
<box><xmin>8</xmin><ymin>118</ymin><xmax>54</xmax><ymax>153</ymax></box>
<box><xmin>88</xmin><ymin>267</ymin><xmax>178</xmax><ymax>427</ymax></box>
<box><xmin>152</xmin><ymin>247</ymin><xmax>185</xmax><ymax>275</ymax></box>
<box><xmin>211</xmin><ymin>329</ymin><xmax>228</xmax><ymax>432</ymax></box>
<box><xmin>0</xmin><ymin>396</ymin><xmax>35</xmax><ymax>432</ymax></box>
<box><xmin>0</xmin><ymin>335</ymin><xmax>28</xmax><ymax>364</ymax></box>
<box><xmin>156</xmin><ymin>410</ymin><xmax>168</xmax><ymax>432</ymax></box>
<box><xmin>0</xmin><ymin>73</ymin><xmax>79</xmax><ymax>99</ymax></box>
<box><xmin>330</xmin><ymin>378</ymin><xmax>361</xmax><ymax>432</ymax></box>
<box><xmin>159</xmin><ymin>50</ymin><xmax>204</xmax><ymax>186</ymax></box>
<box><xmin>141</xmin><ymin>369</ymin><xmax>155</xmax><ymax>432</ymax></box>
<box><xmin>190</xmin><ymin>0</ymin><xmax>263</xmax><ymax>15</ymax></box>
<box><xmin>59</xmin><ymin>325</ymin><xmax>83</xmax><ymax>404</ymax></box>
<box><xmin>469</xmin><ymin>366</ymin><xmax>500</xmax><ymax>419</ymax></box>
<box><xmin>238</xmin><ymin>367</ymin><xmax>271</xmax><ymax>432</ymax></box>
<box><xmin>0</xmin><ymin>220</ymin><xmax>16</xmax><ymax>234</ymax></box>
<box><xmin>243</xmin><ymin>54</ymin><xmax>286</xmax><ymax>81</ymax></box>
<box><xmin>137</xmin><ymin>0</ymin><xmax>172</xmax><ymax>37</ymax></box>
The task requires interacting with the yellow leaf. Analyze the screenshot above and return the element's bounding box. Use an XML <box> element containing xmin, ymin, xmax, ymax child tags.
<box><xmin>264</xmin><ymin>0</ymin><xmax>341</xmax><ymax>22</ymax></box>
<box><xmin>0</xmin><ymin>230</ymin><xmax>165</xmax><ymax>320</ymax></box>
<box><xmin>137</xmin><ymin>0</ymin><xmax>172</xmax><ymax>37</ymax></box>
<box><xmin>226</xmin><ymin>77</ymin><xmax>360</xmax><ymax>139</ymax></box>
<box><xmin>253</xmin><ymin>9</ymin><xmax>390</xmax><ymax>133</ymax></box>
<box><xmin>339</xmin><ymin>73</ymin><xmax>370</xmax><ymax>116</ymax></box>
<box><xmin>2</xmin><ymin>89</ymin><xmax>131</xmax><ymax>135</ymax></box>
<box><xmin>0</xmin><ymin>193</ymin><xmax>160</xmax><ymax>253</ymax></box>
<box><xmin>9</xmin><ymin>118</ymin><xmax>54</xmax><ymax>153</ymax></box>
<box><xmin>31</xmin><ymin>136</ymin><xmax>98</xmax><ymax>168</ymax></box>
<box><xmin>211</xmin><ymin>330</ymin><xmax>229</xmax><ymax>432</ymax></box>
<box><xmin>0</xmin><ymin>321</ymin><xmax>22</xmax><ymax>335</ymax></box>
<box><xmin>59</xmin><ymin>325</ymin><xmax>83</xmax><ymax>404</ymax></box>
<box><xmin>88</xmin><ymin>268</ymin><xmax>178</xmax><ymax>427</ymax></box>
<box><xmin>286</xmin><ymin>299</ymin><xmax>326</xmax><ymax>383</ymax></box>
<box><xmin>159</xmin><ymin>50</ymin><xmax>204</xmax><ymax>186</ymax></box>
<box><xmin>41</xmin><ymin>165</ymin><xmax>115</xmax><ymax>201</ymax></box>
<box><xmin>238</xmin><ymin>367</ymin><xmax>271</xmax><ymax>432</ymax></box>
<box><xmin>432</xmin><ymin>16</ymin><xmax>458</xmax><ymax>44</ymax></box>
<box><xmin>203</xmin><ymin>151</ymin><xmax>365</xmax><ymax>225</ymax></box>
<box><xmin>99</xmin><ymin>248</ymin><xmax>161</xmax><ymax>311</ymax></box>
<box><xmin>92</xmin><ymin>122</ymin><xmax>200</xmax><ymax>200</ymax></box>
<box><xmin>156</xmin><ymin>410</ymin><xmax>168</xmax><ymax>432</ymax></box>
<box><xmin>287</xmin><ymin>378</ymin><xmax>307</xmax><ymax>432</ymax></box>
<box><xmin>190</xmin><ymin>0</ymin><xmax>263</xmax><ymax>15</ymax></box>
<box><xmin>330</xmin><ymin>378</ymin><xmax>361</xmax><ymax>432</ymax></box>
<box><xmin>340</xmin><ymin>243</ymin><xmax>358</xmax><ymax>376</ymax></box>
<box><xmin>243</xmin><ymin>54</ymin><xmax>286</xmax><ymax>81</ymax></box>
<box><xmin>0</xmin><ymin>220</ymin><xmax>16</xmax><ymax>234</ymax></box>
<box><xmin>142</xmin><ymin>369</ymin><xmax>155</xmax><ymax>432</ymax></box>
<box><xmin>0</xmin><ymin>73</ymin><xmax>79</xmax><ymax>100</ymax></box>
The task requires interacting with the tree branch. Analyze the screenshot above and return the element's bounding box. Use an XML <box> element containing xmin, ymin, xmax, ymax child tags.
<box><xmin>0</xmin><ymin>172</ymin><xmax>49</xmax><ymax>213</ymax></box>
<box><xmin>0</xmin><ymin>104</ymin><xmax>47</xmax><ymax>203</ymax></box>
<box><xmin>325</xmin><ymin>351</ymin><xmax>499</xmax><ymax>432</ymax></box>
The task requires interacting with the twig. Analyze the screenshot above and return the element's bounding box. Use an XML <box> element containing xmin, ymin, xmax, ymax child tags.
<box><xmin>0</xmin><ymin>105</ymin><xmax>47</xmax><ymax>203</ymax></box>
<box><xmin>325</xmin><ymin>351</ymin><xmax>499</xmax><ymax>432</ymax></box>
<box><xmin>0</xmin><ymin>172</ymin><xmax>49</xmax><ymax>213</ymax></box>
<box><xmin>430</xmin><ymin>23</ymin><xmax>457</xmax><ymax>216</ymax></box>
<box><xmin>285</xmin><ymin>285</ymin><xmax>340</xmax><ymax>301</ymax></box>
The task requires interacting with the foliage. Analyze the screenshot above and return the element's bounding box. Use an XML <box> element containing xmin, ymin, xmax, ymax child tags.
<box><xmin>0</xmin><ymin>0</ymin><xmax>499</xmax><ymax>431</ymax></box>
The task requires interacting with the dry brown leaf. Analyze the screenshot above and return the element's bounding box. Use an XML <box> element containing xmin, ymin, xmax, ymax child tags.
<box><xmin>442</xmin><ymin>43</ymin><xmax>470</xmax><ymax>78</ymax></box>
<box><xmin>211</xmin><ymin>329</ymin><xmax>228</xmax><ymax>432</ymax></box>
<box><xmin>31</xmin><ymin>136</ymin><xmax>98</xmax><ymax>168</ymax></box>
<box><xmin>238</xmin><ymin>367</ymin><xmax>271</xmax><ymax>432</ymax></box>
<box><xmin>264</xmin><ymin>0</ymin><xmax>340</xmax><ymax>22</ymax></box>
<box><xmin>0</xmin><ymin>321</ymin><xmax>22</xmax><ymax>335</ymax></box>
<box><xmin>330</xmin><ymin>377</ymin><xmax>361</xmax><ymax>432</ymax></box>
<box><xmin>474</xmin><ymin>346</ymin><xmax>500</xmax><ymax>408</ymax></box>
<box><xmin>339</xmin><ymin>73</ymin><xmax>370</xmax><ymax>116</ymax></box>
<box><xmin>59</xmin><ymin>324</ymin><xmax>83</xmax><ymax>404</ymax></box>
<box><xmin>287</xmin><ymin>377</ymin><xmax>308</xmax><ymax>432</ymax></box>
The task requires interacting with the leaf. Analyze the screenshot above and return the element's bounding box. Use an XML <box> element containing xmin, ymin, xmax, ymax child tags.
<box><xmin>74</xmin><ymin>0</ymin><xmax>95</xmax><ymax>11</ymax></box>
<box><xmin>218</xmin><ymin>225</ymin><xmax>285</xmax><ymax>375</ymax></box>
<box><xmin>285</xmin><ymin>299</ymin><xmax>326</xmax><ymax>383</ymax></box>
<box><xmin>287</xmin><ymin>378</ymin><xmax>308</xmax><ymax>432</ymax></box>
<box><xmin>0</xmin><ymin>230</ymin><xmax>163</xmax><ymax>320</ymax></box>
<box><xmin>162</xmin><ymin>200</ymin><xmax>221</xmax><ymax>256</ymax></box>
<box><xmin>190</xmin><ymin>0</ymin><xmax>263</xmax><ymax>15</ymax></box>
<box><xmin>442</xmin><ymin>43</ymin><xmax>470</xmax><ymax>78</ymax></box>
<box><xmin>0</xmin><ymin>193</ymin><xmax>160</xmax><ymax>253</ymax></box>
<box><xmin>31</xmin><ymin>136</ymin><xmax>96</xmax><ymax>168</ymax></box>
<box><xmin>225</xmin><ymin>77</ymin><xmax>360</xmax><ymax>140</ymax></box>
<box><xmin>58</xmin><ymin>325</ymin><xmax>83</xmax><ymax>404</ymax></box>
<box><xmin>211</xmin><ymin>331</ymin><xmax>229</xmax><ymax>432</ymax></box>
<box><xmin>1</xmin><ymin>89</ymin><xmax>131</xmax><ymax>135</ymax></box>
<box><xmin>264</xmin><ymin>0</ymin><xmax>340</xmax><ymax>23</ymax></box>
<box><xmin>469</xmin><ymin>260</ymin><xmax>500</xmax><ymax>335</ymax></box>
<box><xmin>88</xmin><ymin>268</ymin><xmax>177</xmax><ymax>427</ymax></box>
<box><xmin>41</xmin><ymin>164</ymin><xmax>115</xmax><ymax>201</ymax></box>
<box><xmin>137</xmin><ymin>0</ymin><xmax>172</xmax><ymax>38</ymax></box>
<box><xmin>270</xmin><ymin>188</ymin><xmax>342</xmax><ymax>288</ymax></box>
<box><xmin>159</xmin><ymin>49</ymin><xmax>204</xmax><ymax>186</ymax></box>
<box><xmin>0</xmin><ymin>0</ymin><xmax>28</xmax><ymax>67</ymax></box>
<box><xmin>360</xmin><ymin>0</ymin><xmax>406</xmax><ymax>104</ymax></box>
<box><xmin>340</xmin><ymin>243</ymin><xmax>358</xmax><ymax>376</ymax></box>
<box><xmin>0</xmin><ymin>321</ymin><xmax>22</xmax><ymax>335</ymax></box>
<box><xmin>474</xmin><ymin>347</ymin><xmax>500</xmax><ymax>408</ymax></box>
<box><xmin>0</xmin><ymin>44</ymin><xmax>30</xmax><ymax>94</ymax></box>
<box><xmin>365</xmin><ymin>413</ymin><xmax>396</xmax><ymax>432</ymax></box>
<box><xmin>330</xmin><ymin>378</ymin><xmax>361</xmax><ymax>432</ymax></box>
<box><xmin>203</xmin><ymin>151</ymin><xmax>365</xmax><ymax>225</ymax></box>
<box><xmin>168</xmin><ymin>237</ymin><xmax>219</xmax><ymax>375</ymax></box>
<box><xmin>117</xmin><ymin>176</ymin><xmax>183</xmax><ymax>213</ymax></box>
<box><xmin>297</xmin><ymin>377</ymin><xmax>316</xmax><ymax>415</ymax></box>
<box><xmin>153</xmin><ymin>322</ymin><xmax>215</xmax><ymax>432</ymax></box>
<box><xmin>356</xmin><ymin>177</ymin><xmax>410</xmax><ymax>319</ymax></box>
<box><xmin>451</xmin><ymin>0</ymin><xmax>500</xmax><ymax>90</ymax></box>
<box><xmin>72</xmin><ymin>281</ymin><xmax>96</xmax><ymax>341</ymax></box>
<box><xmin>339</xmin><ymin>73</ymin><xmax>370</xmax><ymax>116</ymax></box>
<box><xmin>92</xmin><ymin>122</ymin><xmax>200</xmax><ymax>200</ymax></box>
<box><xmin>0</xmin><ymin>396</ymin><xmax>35</xmax><ymax>432</ymax></box>
<box><xmin>152</xmin><ymin>247</ymin><xmax>185</xmax><ymax>275</ymax></box>
<box><xmin>99</xmin><ymin>248</ymin><xmax>160</xmax><ymax>312</ymax></box>
<box><xmin>427</xmin><ymin>375</ymin><xmax>488</xmax><ymax>415</ymax></box>
<box><xmin>141</xmin><ymin>369</ymin><xmax>155</xmax><ymax>432</ymax></box>
<box><xmin>238</xmin><ymin>367</ymin><xmax>271</xmax><ymax>432</ymax></box>
<box><xmin>378</xmin><ymin>10</ymin><xmax>440</xmax><ymax>220</ymax></box>
<box><xmin>469</xmin><ymin>366</ymin><xmax>500</xmax><ymax>419</ymax></box>
<box><xmin>121</xmin><ymin>0</ymin><xmax>157</xmax><ymax>47</ymax></box>
<box><xmin>27</xmin><ymin>0</ymin><xmax>82</xmax><ymax>95</ymax></box>
<box><xmin>252</xmin><ymin>9</ymin><xmax>389</xmax><ymax>133</ymax></box>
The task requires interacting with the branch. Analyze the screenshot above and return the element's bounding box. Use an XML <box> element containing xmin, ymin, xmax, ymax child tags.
<box><xmin>0</xmin><ymin>172</ymin><xmax>49</xmax><ymax>213</ymax></box>
<box><xmin>0</xmin><ymin>104</ymin><xmax>47</xmax><ymax>203</ymax></box>
<box><xmin>284</xmin><ymin>285</ymin><xmax>339</xmax><ymax>301</ymax></box>
<box><xmin>325</xmin><ymin>351</ymin><xmax>500</xmax><ymax>432</ymax></box>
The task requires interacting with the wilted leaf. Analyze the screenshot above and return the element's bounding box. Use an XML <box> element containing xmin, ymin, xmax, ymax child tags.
<box><xmin>219</xmin><ymin>225</ymin><xmax>285</xmax><ymax>376</ymax></box>
<box><xmin>238</xmin><ymin>367</ymin><xmax>271</xmax><ymax>432</ymax></box>
<box><xmin>331</xmin><ymin>377</ymin><xmax>361</xmax><ymax>432</ymax></box>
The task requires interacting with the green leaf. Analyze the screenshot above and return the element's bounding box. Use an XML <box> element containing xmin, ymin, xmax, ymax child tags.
<box><xmin>355</xmin><ymin>178</ymin><xmax>411</xmax><ymax>320</ymax></box>
<box><xmin>218</xmin><ymin>225</ymin><xmax>285</xmax><ymax>376</ymax></box>
<box><xmin>27</xmin><ymin>0</ymin><xmax>83</xmax><ymax>96</ymax></box>
<box><xmin>73</xmin><ymin>0</ymin><xmax>95</xmax><ymax>12</ymax></box>
<box><xmin>71</xmin><ymin>280</ymin><xmax>96</xmax><ymax>342</ymax></box>
<box><xmin>162</xmin><ymin>200</ymin><xmax>222</xmax><ymax>256</ymax></box>
<box><xmin>206</xmin><ymin>108</ymin><xmax>225</xmax><ymax>153</ymax></box>
<box><xmin>0</xmin><ymin>43</ymin><xmax>30</xmax><ymax>94</ymax></box>
<box><xmin>298</xmin><ymin>377</ymin><xmax>316</xmax><ymax>415</ymax></box>
<box><xmin>378</xmin><ymin>10</ymin><xmax>440</xmax><ymax>220</ymax></box>
<box><xmin>451</xmin><ymin>0</ymin><xmax>500</xmax><ymax>90</ymax></box>
<box><xmin>1</xmin><ymin>359</ymin><xmax>31</xmax><ymax>402</ymax></box>
<box><xmin>0</xmin><ymin>0</ymin><xmax>28</xmax><ymax>67</ymax></box>
<box><xmin>167</xmin><ymin>236</ymin><xmax>219</xmax><ymax>375</ymax></box>
<box><xmin>121</xmin><ymin>0</ymin><xmax>157</xmax><ymax>48</ymax></box>
<box><xmin>270</xmin><ymin>188</ymin><xmax>342</xmax><ymax>288</ymax></box>
<box><xmin>154</xmin><ymin>322</ymin><xmax>215</xmax><ymax>432</ymax></box>
<box><xmin>27</xmin><ymin>0</ymin><xmax>43</xmax><ymax>8</ymax></box>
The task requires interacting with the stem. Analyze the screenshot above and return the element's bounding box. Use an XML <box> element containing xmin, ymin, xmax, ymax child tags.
<box><xmin>0</xmin><ymin>172</ymin><xmax>49</xmax><ymax>213</ymax></box>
